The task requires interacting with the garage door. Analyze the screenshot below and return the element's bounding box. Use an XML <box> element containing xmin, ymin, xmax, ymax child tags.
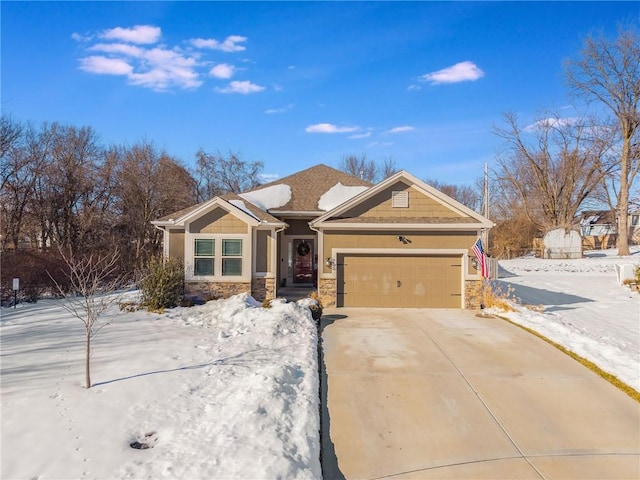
<box><xmin>337</xmin><ymin>254</ymin><xmax>462</xmax><ymax>308</ymax></box>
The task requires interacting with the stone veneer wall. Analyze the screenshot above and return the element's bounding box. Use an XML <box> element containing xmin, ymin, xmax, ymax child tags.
<box><xmin>465</xmin><ymin>280</ymin><xmax>483</xmax><ymax>309</ymax></box>
<box><xmin>251</xmin><ymin>277</ymin><xmax>276</xmax><ymax>302</ymax></box>
<box><xmin>185</xmin><ymin>281</ymin><xmax>250</xmax><ymax>301</ymax></box>
<box><xmin>318</xmin><ymin>278</ymin><xmax>336</xmax><ymax>307</ymax></box>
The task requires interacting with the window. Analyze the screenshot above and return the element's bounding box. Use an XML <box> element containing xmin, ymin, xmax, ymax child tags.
<box><xmin>632</xmin><ymin>215</ymin><xmax>639</xmax><ymax>226</ymax></box>
<box><xmin>222</xmin><ymin>239</ymin><xmax>243</xmax><ymax>276</ymax></box>
<box><xmin>194</xmin><ymin>239</ymin><xmax>214</xmax><ymax>276</ymax></box>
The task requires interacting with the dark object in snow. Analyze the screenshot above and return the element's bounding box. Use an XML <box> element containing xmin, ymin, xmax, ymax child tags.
<box><xmin>129</xmin><ymin>441</ymin><xmax>150</xmax><ymax>450</ymax></box>
<box><xmin>130</xmin><ymin>431</ymin><xmax>157</xmax><ymax>450</ymax></box>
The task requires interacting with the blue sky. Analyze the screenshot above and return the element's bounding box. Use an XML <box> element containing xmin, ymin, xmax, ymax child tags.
<box><xmin>2</xmin><ymin>1</ymin><xmax>637</xmax><ymax>185</ymax></box>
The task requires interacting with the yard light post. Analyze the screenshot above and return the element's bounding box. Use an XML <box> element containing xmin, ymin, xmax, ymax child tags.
<box><xmin>12</xmin><ymin>278</ymin><xmax>19</xmax><ymax>309</ymax></box>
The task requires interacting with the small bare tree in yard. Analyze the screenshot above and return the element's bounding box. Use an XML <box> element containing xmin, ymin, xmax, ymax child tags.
<box><xmin>49</xmin><ymin>249</ymin><xmax>124</xmax><ymax>388</ymax></box>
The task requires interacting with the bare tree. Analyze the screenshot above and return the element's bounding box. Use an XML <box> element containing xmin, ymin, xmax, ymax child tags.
<box><xmin>566</xmin><ymin>24</ymin><xmax>640</xmax><ymax>255</ymax></box>
<box><xmin>424</xmin><ymin>178</ymin><xmax>482</xmax><ymax>212</ymax></box>
<box><xmin>195</xmin><ymin>149</ymin><xmax>263</xmax><ymax>200</ymax></box>
<box><xmin>1</xmin><ymin>115</ymin><xmax>24</xmax><ymax>188</ymax></box>
<box><xmin>0</xmin><ymin>121</ymin><xmax>52</xmax><ymax>251</ymax></box>
<box><xmin>380</xmin><ymin>157</ymin><xmax>398</xmax><ymax>180</ymax></box>
<box><xmin>494</xmin><ymin>112</ymin><xmax>612</xmax><ymax>231</ymax></box>
<box><xmin>339</xmin><ymin>154</ymin><xmax>398</xmax><ymax>182</ymax></box>
<box><xmin>340</xmin><ymin>153</ymin><xmax>377</xmax><ymax>182</ymax></box>
<box><xmin>49</xmin><ymin>248</ymin><xmax>124</xmax><ymax>388</ymax></box>
<box><xmin>114</xmin><ymin>142</ymin><xmax>197</xmax><ymax>266</ymax></box>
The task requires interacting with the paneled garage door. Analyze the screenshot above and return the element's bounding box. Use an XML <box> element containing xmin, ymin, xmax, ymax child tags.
<box><xmin>337</xmin><ymin>254</ymin><xmax>462</xmax><ymax>308</ymax></box>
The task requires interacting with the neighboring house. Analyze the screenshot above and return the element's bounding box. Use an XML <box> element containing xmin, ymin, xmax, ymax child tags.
<box><xmin>578</xmin><ymin>210</ymin><xmax>640</xmax><ymax>249</ymax></box>
<box><xmin>152</xmin><ymin>164</ymin><xmax>493</xmax><ymax>309</ymax></box>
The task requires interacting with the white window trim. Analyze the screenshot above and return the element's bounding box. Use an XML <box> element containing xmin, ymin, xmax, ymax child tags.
<box><xmin>185</xmin><ymin>233</ymin><xmax>251</xmax><ymax>282</ymax></box>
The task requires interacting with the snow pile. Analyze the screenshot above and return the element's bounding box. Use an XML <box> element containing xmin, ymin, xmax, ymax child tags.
<box><xmin>493</xmin><ymin>248</ymin><xmax>640</xmax><ymax>391</ymax></box>
<box><xmin>240</xmin><ymin>184</ymin><xmax>292</xmax><ymax>211</ymax></box>
<box><xmin>1</xmin><ymin>293</ymin><xmax>321</xmax><ymax>480</ymax></box>
<box><xmin>228</xmin><ymin>199</ymin><xmax>260</xmax><ymax>220</ymax></box>
<box><xmin>318</xmin><ymin>182</ymin><xmax>369</xmax><ymax>211</ymax></box>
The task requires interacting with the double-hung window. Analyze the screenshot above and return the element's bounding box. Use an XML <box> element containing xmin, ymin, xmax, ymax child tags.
<box><xmin>194</xmin><ymin>239</ymin><xmax>215</xmax><ymax>276</ymax></box>
<box><xmin>222</xmin><ymin>239</ymin><xmax>243</xmax><ymax>276</ymax></box>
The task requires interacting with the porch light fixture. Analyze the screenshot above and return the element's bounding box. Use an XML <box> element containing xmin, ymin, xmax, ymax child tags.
<box><xmin>396</xmin><ymin>235</ymin><xmax>411</xmax><ymax>244</ymax></box>
<box><xmin>325</xmin><ymin>257</ymin><xmax>337</xmax><ymax>269</ymax></box>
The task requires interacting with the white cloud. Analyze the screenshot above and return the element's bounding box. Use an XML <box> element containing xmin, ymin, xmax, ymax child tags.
<box><xmin>209</xmin><ymin>63</ymin><xmax>235</xmax><ymax>79</ymax></box>
<box><xmin>77</xmin><ymin>26</ymin><xmax>254</xmax><ymax>92</ymax></box>
<box><xmin>524</xmin><ymin>117</ymin><xmax>580</xmax><ymax>132</ymax></box>
<box><xmin>407</xmin><ymin>84</ymin><xmax>421</xmax><ymax>91</ymax></box>
<box><xmin>79</xmin><ymin>56</ymin><xmax>133</xmax><ymax>75</ymax></box>
<box><xmin>191</xmin><ymin>35</ymin><xmax>247</xmax><ymax>52</ymax></box>
<box><xmin>259</xmin><ymin>173</ymin><xmax>280</xmax><ymax>182</ymax></box>
<box><xmin>367</xmin><ymin>141</ymin><xmax>393</xmax><ymax>148</ymax></box>
<box><xmin>100</xmin><ymin>25</ymin><xmax>161</xmax><ymax>44</ymax></box>
<box><xmin>90</xmin><ymin>43</ymin><xmax>145</xmax><ymax>57</ymax></box>
<box><xmin>349</xmin><ymin>131</ymin><xmax>371</xmax><ymax>139</ymax></box>
<box><xmin>265</xmin><ymin>104</ymin><xmax>294</xmax><ymax>114</ymax></box>
<box><xmin>71</xmin><ymin>32</ymin><xmax>92</xmax><ymax>42</ymax></box>
<box><xmin>80</xmin><ymin>44</ymin><xmax>201</xmax><ymax>91</ymax></box>
<box><xmin>422</xmin><ymin>61</ymin><xmax>484</xmax><ymax>85</ymax></box>
<box><xmin>305</xmin><ymin>123</ymin><xmax>359</xmax><ymax>134</ymax></box>
<box><xmin>385</xmin><ymin>126</ymin><xmax>415</xmax><ymax>134</ymax></box>
<box><xmin>216</xmin><ymin>80</ymin><xmax>265</xmax><ymax>94</ymax></box>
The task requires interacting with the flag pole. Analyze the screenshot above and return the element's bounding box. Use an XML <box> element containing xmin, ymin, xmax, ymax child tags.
<box><xmin>482</xmin><ymin>162</ymin><xmax>489</xmax><ymax>310</ymax></box>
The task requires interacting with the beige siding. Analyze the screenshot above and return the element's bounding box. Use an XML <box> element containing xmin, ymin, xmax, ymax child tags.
<box><xmin>342</xmin><ymin>182</ymin><xmax>463</xmax><ymax>219</ymax></box>
<box><xmin>255</xmin><ymin>230</ymin><xmax>272</xmax><ymax>273</ymax></box>
<box><xmin>190</xmin><ymin>208</ymin><xmax>247</xmax><ymax>234</ymax></box>
<box><xmin>322</xmin><ymin>230</ymin><xmax>476</xmax><ymax>274</ymax></box>
<box><xmin>168</xmin><ymin>230</ymin><xmax>185</xmax><ymax>260</ymax></box>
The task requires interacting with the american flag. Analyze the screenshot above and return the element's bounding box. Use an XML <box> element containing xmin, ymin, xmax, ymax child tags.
<box><xmin>472</xmin><ymin>237</ymin><xmax>489</xmax><ymax>278</ymax></box>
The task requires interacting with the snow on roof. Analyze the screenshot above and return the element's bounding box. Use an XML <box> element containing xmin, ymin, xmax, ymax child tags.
<box><xmin>228</xmin><ymin>199</ymin><xmax>260</xmax><ymax>221</ymax></box>
<box><xmin>239</xmin><ymin>184</ymin><xmax>292</xmax><ymax>211</ymax></box>
<box><xmin>317</xmin><ymin>182</ymin><xmax>369</xmax><ymax>211</ymax></box>
<box><xmin>580</xmin><ymin>215</ymin><xmax>599</xmax><ymax>225</ymax></box>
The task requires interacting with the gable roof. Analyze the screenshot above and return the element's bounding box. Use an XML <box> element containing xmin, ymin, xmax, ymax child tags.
<box><xmin>152</xmin><ymin>193</ymin><xmax>285</xmax><ymax>227</ymax></box>
<box><xmin>241</xmin><ymin>164</ymin><xmax>372</xmax><ymax>215</ymax></box>
<box><xmin>311</xmin><ymin>170</ymin><xmax>494</xmax><ymax>230</ymax></box>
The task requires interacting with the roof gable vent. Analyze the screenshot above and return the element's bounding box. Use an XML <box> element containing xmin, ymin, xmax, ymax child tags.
<box><xmin>391</xmin><ymin>190</ymin><xmax>409</xmax><ymax>208</ymax></box>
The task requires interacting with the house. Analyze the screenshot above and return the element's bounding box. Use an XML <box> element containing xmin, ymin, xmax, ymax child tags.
<box><xmin>578</xmin><ymin>210</ymin><xmax>640</xmax><ymax>250</ymax></box>
<box><xmin>152</xmin><ymin>164</ymin><xmax>493</xmax><ymax>309</ymax></box>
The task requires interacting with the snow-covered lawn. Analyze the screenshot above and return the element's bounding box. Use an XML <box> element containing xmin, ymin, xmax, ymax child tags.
<box><xmin>3</xmin><ymin>248</ymin><xmax>639</xmax><ymax>479</ymax></box>
<box><xmin>494</xmin><ymin>247</ymin><xmax>640</xmax><ymax>392</ymax></box>
<box><xmin>1</xmin><ymin>294</ymin><xmax>321</xmax><ymax>480</ymax></box>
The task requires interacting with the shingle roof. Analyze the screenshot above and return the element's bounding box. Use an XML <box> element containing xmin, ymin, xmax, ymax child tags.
<box><xmin>155</xmin><ymin>193</ymin><xmax>283</xmax><ymax>224</ymax></box>
<box><xmin>242</xmin><ymin>164</ymin><xmax>372</xmax><ymax>213</ymax></box>
<box><xmin>156</xmin><ymin>164</ymin><xmax>371</xmax><ymax>222</ymax></box>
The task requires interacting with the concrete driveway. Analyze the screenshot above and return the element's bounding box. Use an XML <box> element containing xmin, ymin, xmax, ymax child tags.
<box><xmin>320</xmin><ymin>308</ymin><xmax>640</xmax><ymax>480</ymax></box>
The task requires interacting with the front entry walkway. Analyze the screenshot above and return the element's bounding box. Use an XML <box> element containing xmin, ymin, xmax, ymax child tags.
<box><xmin>320</xmin><ymin>308</ymin><xmax>640</xmax><ymax>479</ymax></box>
<box><xmin>276</xmin><ymin>285</ymin><xmax>315</xmax><ymax>302</ymax></box>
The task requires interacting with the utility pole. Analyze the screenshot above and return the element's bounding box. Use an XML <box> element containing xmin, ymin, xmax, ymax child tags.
<box><xmin>483</xmin><ymin>162</ymin><xmax>489</xmax><ymax>250</ymax></box>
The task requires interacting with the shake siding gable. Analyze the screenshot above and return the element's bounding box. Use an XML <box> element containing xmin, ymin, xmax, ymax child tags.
<box><xmin>340</xmin><ymin>182</ymin><xmax>464</xmax><ymax>220</ymax></box>
<box><xmin>189</xmin><ymin>208</ymin><xmax>248</xmax><ymax>234</ymax></box>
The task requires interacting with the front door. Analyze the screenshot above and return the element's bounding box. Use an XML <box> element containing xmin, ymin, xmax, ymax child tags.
<box><xmin>293</xmin><ymin>239</ymin><xmax>314</xmax><ymax>284</ymax></box>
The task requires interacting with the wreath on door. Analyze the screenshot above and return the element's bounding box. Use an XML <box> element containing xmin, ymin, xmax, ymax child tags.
<box><xmin>297</xmin><ymin>240</ymin><xmax>310</xmax><ymax>256</ymax></box>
